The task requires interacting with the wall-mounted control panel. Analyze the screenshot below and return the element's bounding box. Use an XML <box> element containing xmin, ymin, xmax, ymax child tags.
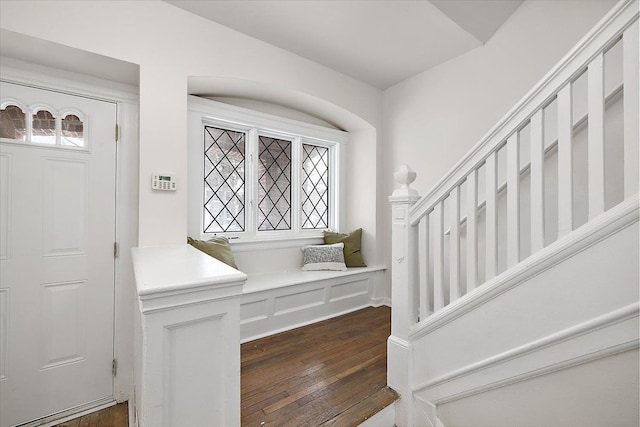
<box><xmin>152</xmin><ymin>174</ymin><xmax>176</xmax><ymax>191</ymax></box>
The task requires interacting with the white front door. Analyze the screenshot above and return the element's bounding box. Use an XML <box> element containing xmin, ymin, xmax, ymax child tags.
<box><xmin>0</xmin><ymin>81</ymin><xmax>117</xmax><ymax>426</ymax></box>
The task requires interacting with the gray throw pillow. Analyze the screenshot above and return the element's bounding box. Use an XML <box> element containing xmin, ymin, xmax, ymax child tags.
<box><xmin>301</xmin><ymin>243</ymin><xmax>347</xmax><ymax>271</ymax></box>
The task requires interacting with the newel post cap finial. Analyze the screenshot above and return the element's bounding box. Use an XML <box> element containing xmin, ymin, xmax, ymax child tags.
<box><xmin>390</xmin><ymin>164</ymin><xmax>420</xmax><ymax>203</ymax></box>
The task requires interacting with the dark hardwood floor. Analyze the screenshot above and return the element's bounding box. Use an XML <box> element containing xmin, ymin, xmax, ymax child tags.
<box><xmin>54</xmin><ymin>402</ymin><xmax>128</xmax><ymax>427</ymax></box>
<box><xmin>241</xmin><ymin>306</ymin><xmax>397</xmax><ymax>426</ymax></box>
<box><xmin>53</xmin><ymin>307</ymin><xmax>395</xmax><ymax>427</ymax></box>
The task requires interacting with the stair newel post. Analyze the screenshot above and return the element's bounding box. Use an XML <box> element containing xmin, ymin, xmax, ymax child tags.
<box><xmin>388</xmin><ymin>165</ymin><xmax>421</xmax><ymax>426</ymax></box>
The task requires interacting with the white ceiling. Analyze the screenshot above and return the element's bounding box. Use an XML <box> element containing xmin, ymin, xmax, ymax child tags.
<box><xmin>166</xmin><ymin>0</ymin><xmax>523</xmax><ymax>89</ymax></box>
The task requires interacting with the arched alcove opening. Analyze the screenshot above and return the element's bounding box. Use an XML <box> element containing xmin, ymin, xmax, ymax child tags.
<box><xmin>188</xmin><ymin>76</ymin><xmax>383</xmax><ymax>265</ymax></box>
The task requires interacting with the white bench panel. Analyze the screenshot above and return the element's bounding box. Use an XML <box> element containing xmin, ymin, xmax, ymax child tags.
<box><xmin>240</xmin><ymin>266</ymin><xmax>385</xmax><ymax>343</ymax></box>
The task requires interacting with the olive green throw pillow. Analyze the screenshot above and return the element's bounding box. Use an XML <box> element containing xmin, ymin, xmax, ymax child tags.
<box><xmin>187</xmin><ymin>236</ymin><xmax>238</xmax><ymax>269</ymax></box>
<box><xmin>324</xmin><ymin>228</ymin><xmax>366</xmax><ymax>267</ymax></box>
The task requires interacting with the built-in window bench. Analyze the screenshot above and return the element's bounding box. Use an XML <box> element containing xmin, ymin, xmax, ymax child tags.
<box><xmin>241</xmin><ymin>265</ymin><xmax>387</xmax><ymax>342</ymax></box>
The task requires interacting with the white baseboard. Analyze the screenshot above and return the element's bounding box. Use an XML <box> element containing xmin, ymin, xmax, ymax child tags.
<box><xmin>129</xmin><ymin>395</ymin><xmax>138</xmax><ymax>427</ymax></box>
<box><xmin>372</xmin><ymin>296</ymin><xmax>392</xmax><ymax>307</ymax></box>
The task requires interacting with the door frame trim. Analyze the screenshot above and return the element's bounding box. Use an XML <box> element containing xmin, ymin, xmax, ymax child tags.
<box><xmin>1</xmin><ymin>56</ymin><xmax>139</xmax><ymax>407</ymax></box>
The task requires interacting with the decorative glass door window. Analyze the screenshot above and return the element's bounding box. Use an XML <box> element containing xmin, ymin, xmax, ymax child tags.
<box><xmin>61</xmin><ymin>114</ymin><xmax>85</xmax><ymax>147</ymax></box>
<box><xmin>31</xmin><ymin>109</ymin><xmax>56</xmax><ymax>145</ymax></box>
<box><xmin>1</xmin><ymin>101</ymin><xmax>86</xmax><ymax>149</ymax></box>
<box><xmin>0</xmin><ymin>104</ymin><xmax>26</xmax><ymax>140</ymax></box>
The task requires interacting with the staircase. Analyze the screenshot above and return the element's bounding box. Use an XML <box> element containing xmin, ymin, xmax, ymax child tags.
<box><xmin>387</xmin><ymin>1</ymin><xmax>639</xmax><ymax>425</ymax></box>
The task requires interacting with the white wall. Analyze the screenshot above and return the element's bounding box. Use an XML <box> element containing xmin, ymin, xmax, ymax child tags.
<box><xmin>382</xmin><ymin>0</ymin><xmax>618</xmax><ymax>297</ymax></box>
<box><xmin>0</xmin><ymin>0</ymin><xmax>383</xmax><ymax>254</ymax></box>
<box><xmin>438</xmin><ymin>348</ymin><xmax>639</xmax><ymax>427</ymax></box>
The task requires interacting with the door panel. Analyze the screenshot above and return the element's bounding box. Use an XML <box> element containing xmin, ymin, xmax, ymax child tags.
<box><xmin>0</xmin><ymin>81</ymin><xmax>117</xmax><ymax>426</ymax></box>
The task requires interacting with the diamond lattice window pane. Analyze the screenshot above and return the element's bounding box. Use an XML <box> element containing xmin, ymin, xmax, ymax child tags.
<box><xmin>258</xmin><ymin>136</ymin><xmax>292</xmax><ymax>231</ymax></box>
<box><xmin>203</xmin><ymin>126</ymin><xmax>246</xmax><ymax>233</ymax></box>
<box><xmin>301</xmin><ymin>144</ymin><xmax>329</xmax><ymax>229</ymax></box>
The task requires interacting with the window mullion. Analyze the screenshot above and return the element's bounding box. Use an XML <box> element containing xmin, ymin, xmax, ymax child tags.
<box><xmin>291</xmin><ymin>137</ymin><xmax>302</xmax><ymax>233</ymax></box>
<box><xmin>331</xmin><ymin>144</ymin><xmax>340</xmax><ymax>231</ymax></box>
<box><xmin>247</xmin><ymin>128</ymin><xmax>258</xmax><ymax>238</ymax></box>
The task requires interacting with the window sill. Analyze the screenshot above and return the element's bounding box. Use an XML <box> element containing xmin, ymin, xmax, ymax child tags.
<box><xmin>208</xmin><ymin>234</ymin><xmax>325</xmax><ymax>253</ymax></box>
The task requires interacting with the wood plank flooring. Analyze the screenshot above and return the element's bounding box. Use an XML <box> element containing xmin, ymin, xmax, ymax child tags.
<box><xmin>53</xmin><ymin>402</ymin><xmax>128</xmax><ymax>427</ymax></box>
<box><xmin>241</xmin><ymin>306</ymin><xmax>398</xmax><ymax>426</ymax></box>
<box><xmin>53</xmin><ymin>307</ymin><xmax>395</xmax><ymax>427</ymax></box>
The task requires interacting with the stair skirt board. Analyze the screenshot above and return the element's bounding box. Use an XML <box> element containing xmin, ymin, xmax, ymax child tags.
<box><xmin>414</xmin><ymin>304</ymin><xmax>639</xmax><ymax>404</ymax></box>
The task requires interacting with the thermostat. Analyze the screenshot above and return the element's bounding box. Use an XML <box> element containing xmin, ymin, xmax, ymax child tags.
<box><xmin>152</xmin><ymin>174</ymin><xmax>176</xmax><ymax>191</ymax></box>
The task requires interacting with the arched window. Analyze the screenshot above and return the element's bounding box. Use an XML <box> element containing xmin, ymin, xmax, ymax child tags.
<box><xmin>31</xmin><ymin>108</ymin><xmax>57</xmax><ymax>145</ymax></box>
<box><xmin>0</xmin><ymin>104</ymin><xmax>26</xmax><ymax>141</ymax></box>
<box><xmin>61</xmin><ymin>114</ymin><xmax>85</xmax><ymax>147</ymax></box>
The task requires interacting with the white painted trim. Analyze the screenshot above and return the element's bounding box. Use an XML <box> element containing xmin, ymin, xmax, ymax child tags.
<box><xmin>413</xmin><ymin>396</ymin><xmax>443</xmax><ymax>427</ymax></box>
<box><xmin>132</xmin><ymin>245</ymin><xmax>247</xmax><ymax>298</ymax></box>
<box><xmin>188</xmin><ymin>95</ymin><xmax>345</xmax><ymax>242</ymax></box>
<box><xmin>243</xmin><ymin>265</ymin><xmax>386</xmax><ymax>293</ymax></box>
<box><xmin>113</xmin><ymin>99</ymin><xmax>138</xmax><ymax>403</ymax></box>
<box><xmin>415</xmin><ymin>302</ymin><xmax>639</xmax><ymax>394</ymax></box>
<box><xmin>410</xmin><ymin>195</ymin><xmax>639</xmax><ymax>340</ymax></box>
<box><xmin>372</xmin><ymin>296</ymin><xmax>392</xmax><ymax>308</ymax></box>
<box><xmin>388</xmin><ymin>334</ymin><xmax>411</xmax><ymax>350</ymax></box>
<box><xmin>413</xmin><ymin>303</ymin><xmax>639</xmax><ymax>404</ymax></box>
<box><xmin>409</xmin><ymin>0</ymin><xmax>639</xmax><ymax>222</ymax></box>
<box><xmin>0</xmin><ymin>56</ymin><xmax>138</xmax><ymax>102</ymax></box>
<box><xmin>433</xmin><ymin>340</ymin><xmax>639</xmax><ymax>406</ymax></box>
<box><xmin>129</xmin><ymin>396</ymin><xmax>137</xmax><ymax>427</ymax></box>
<box><xmin>188</xmin><ymin>95</ymin><xmax>347</xmax><ymax>143</ymax></box>
<box><xmin>240</xmin><ymin>267</ymin><xmax>386</xmax><ymax>342</ymax></box>
<box><xmin>241</xmin><ymin>303</ymin><xmax>372</xmax><ymax>344</ymax></box>
<box><xmin>0</xmin><ymin>96</ymin><xmax>26</xmax><ymax>110</ymax></box>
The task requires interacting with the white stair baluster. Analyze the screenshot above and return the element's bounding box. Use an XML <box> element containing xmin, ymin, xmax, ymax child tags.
<box><xmin>530</xmin><ymin>110</ymin><xmax>545</xmax><ymax>253</ymax></box>
<box><xmin>557</xmin><ymin>85</ymin><xmax>574</xmax><ymax>237</ymax></box>
<box><xmin>433</xmin><ymin>201</ymin><xmax>445</xmax><ymax>311</ymax></box>
<box><xmin>485</xmin><ymin>152</ymin><xmax>498</xmax><ymax>279</ymax></box>
<box><xmin>507</xmin><ymin>133</ymin><xmax>520</xmax><ymax>267</ymax></box>
<box><xmin>588</xmin><ymin>52</ymin><xmax>605</xmax><ymax>219</ymax></box>
<box><xmin>449</xmin><ymin>186</ymin><xmax>460</xmax><ymax>302</ymax></box>
<box><xmin>466</xmin><ymin>171</ymin><xmax>478</xmax><ymax>292</ymax></box>
<box><xmin>418</xmin><ymin>215</ymin><xmax>431</xmax><ymax>320</ymax></box>
<box><xmin>623</xmin><ymin>21</ymin><xmax>639</xmax><ymax>198</ymax></box>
